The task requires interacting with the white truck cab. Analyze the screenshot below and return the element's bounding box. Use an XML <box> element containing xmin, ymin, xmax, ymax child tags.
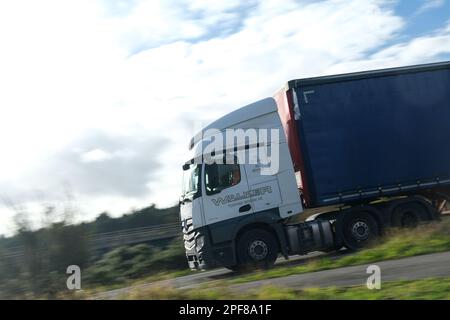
<box><xmin>179</xmin><ymin>98</ymin><xmax>304</xmax><ymax>270</ymax></box>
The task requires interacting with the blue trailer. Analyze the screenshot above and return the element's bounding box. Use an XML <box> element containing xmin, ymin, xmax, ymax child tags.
<box><xmin>285</xmin><ymin>62</ymin><xmax>450</xmax><ymax>208</ymax></box>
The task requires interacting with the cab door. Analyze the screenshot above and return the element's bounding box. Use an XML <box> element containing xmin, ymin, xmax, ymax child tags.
<box><xmin>202</xmin><ymin>157</ymin><xmax>253</xmax><ymax>225</ymax></box>
<box><xmin>244</xmin><ymin>150</ymin><xmax>282</xmax><ymax>214</ymax></box>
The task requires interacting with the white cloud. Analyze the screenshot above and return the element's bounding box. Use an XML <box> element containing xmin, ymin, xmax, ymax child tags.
<box><xmin>81</xmin><ymin>149</ymin><xmax>113</xmax><ymax>163</ymax></box>
<box><xmin>415</xmin><ymin>0</ymin><xmax>445</xmax><ymax>15</ymax></box>
<box><xmin>0</xmin><ymin>0</ymin><xmax>450</xmax><ymax>235</ymax></box>
<box><xmin>326</xmin><ymin>20</ymin><xmax>450</xmax><ymax>73</ymax></box>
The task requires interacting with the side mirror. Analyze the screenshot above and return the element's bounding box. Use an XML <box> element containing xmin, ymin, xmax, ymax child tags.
<box><xmin>182</xmin><ymin>163</ymin><xmax>190</xmax><ymax>171</ymax></box>
<box><xmin>207</xmin><ymin>186</ymin><xmax>224</xmax><ymax>195</ymax></box>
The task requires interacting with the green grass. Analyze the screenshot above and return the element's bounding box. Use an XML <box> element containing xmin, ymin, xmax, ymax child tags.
<box><xmin>80</xmin><ymin>269</ymin><xmax>194</xmax><ymax>297</ymax></box>
<box><xmin>296</xmin><ymin>278</ymin><xmax>450</xmax><ymax>300</ymax></box>
<box><xmin>119</xmin><ymin>277</ymin><xmax>450</xmax><ymax>300</ymax></box>
<box><xmin>230</xmin><ymin>218</ymin><xmax>450</xmax><ymax>284</ymax></box>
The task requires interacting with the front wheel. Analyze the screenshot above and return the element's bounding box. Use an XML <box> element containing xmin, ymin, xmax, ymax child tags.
<box><xmin>235</xmin><ymin>229</ymin><xmax>279</xmax><ymax>271</ymax></box>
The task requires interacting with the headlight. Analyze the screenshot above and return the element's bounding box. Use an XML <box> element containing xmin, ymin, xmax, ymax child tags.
<box><xmin>195</xmin><ymin>235</ymin><xmax>205</xmax><ymax>251</ymax></box>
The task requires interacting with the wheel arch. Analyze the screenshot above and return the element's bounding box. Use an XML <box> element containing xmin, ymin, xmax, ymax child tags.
<box><xmin>235</xmin><ymin>222</ymin><xmax>277</xmax><ymax>242</ymax></box>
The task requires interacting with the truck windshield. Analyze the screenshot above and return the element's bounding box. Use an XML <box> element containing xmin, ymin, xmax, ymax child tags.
<box><xmin>182</xmin><ymin>163</ymin><xmax>200</xmax><ymax>199</ymax></box>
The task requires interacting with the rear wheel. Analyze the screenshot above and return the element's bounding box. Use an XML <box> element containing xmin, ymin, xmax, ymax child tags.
<box><xmin>392</xmin><ymin>202</ymin><xmax>430</xmax><ymax>228</ymax></box>
<box><xmin>235</xmin><ymin>229</ymin><xmax>278</xmax><ymax>271</ymax></box>
<box><xmin>343</xmin><ymin>211</ymin><xmax>379</xmax><ymax>251</ymax></box>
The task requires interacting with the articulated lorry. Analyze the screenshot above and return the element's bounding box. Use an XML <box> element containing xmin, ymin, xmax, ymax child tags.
<box><xmin>179</xmin><ymin>61</ymin><xmax>450</xmax><ymax>271</ymax></box>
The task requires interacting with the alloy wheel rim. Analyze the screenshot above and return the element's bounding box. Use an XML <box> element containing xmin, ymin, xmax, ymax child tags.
<box><xmin>248</xmin><ymin>240</ymin><xmax>269</xmax><ymax>261</ymax></box>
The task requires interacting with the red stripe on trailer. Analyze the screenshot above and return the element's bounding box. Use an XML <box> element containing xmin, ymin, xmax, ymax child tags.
<box><xmin>273</xmin><ymin>88</ymin><xmax>312</xmax><ymax>206</ymax></box>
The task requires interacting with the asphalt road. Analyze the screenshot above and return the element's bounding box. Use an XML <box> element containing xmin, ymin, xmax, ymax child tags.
<box><xmin>231</xmin><ymin>251</ymin><xmax>450</xmax><ymax>293</ymax></box>
<box><xmin>93</xmin><ymin>250</ymin><xmax>450</xmax><ymax>299</ymax></box>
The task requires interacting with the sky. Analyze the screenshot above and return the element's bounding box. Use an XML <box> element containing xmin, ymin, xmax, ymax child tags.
<box><xmin>0</xmin><ymin>0</ymin><xmax>450</xmax><ymax>236</ymax></box>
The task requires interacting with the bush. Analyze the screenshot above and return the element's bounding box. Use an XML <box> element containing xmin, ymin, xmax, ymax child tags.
<box><xmin>85</xmin><ymin>239</ymin><xmax>187</xmax><ymax>286</ymax></box>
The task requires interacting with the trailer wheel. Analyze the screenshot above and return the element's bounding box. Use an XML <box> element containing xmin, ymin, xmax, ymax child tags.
<box><xmin>343</xmin><ymin>211</ymin><xmax>379</xmax><ymax>251</ymax></box>
<box><xmin>236</xmin><ymin>229</ymin><xmax>278</xmax><ymax>271</ymax></box>
<box><xmin>391</xmin><ymin>202</ymin><xmax>429</xmax><ymax>228</ymax></box>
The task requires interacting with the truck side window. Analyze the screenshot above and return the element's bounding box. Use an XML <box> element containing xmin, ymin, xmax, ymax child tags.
<box><xmin>205</xmin><ymin>159</ymin><xmax>241</xmax><ymax>195</ymax></box>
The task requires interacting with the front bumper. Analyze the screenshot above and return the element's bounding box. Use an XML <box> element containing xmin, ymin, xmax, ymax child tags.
<box><xmin>182</xmin><ymin>219</ymin><xmax>235</xmax><ymax>270</ymax></box>
<box><xmin>183</xmin><ymin>224</ymin><xmax>216</xmax><ymax>270</ymax></box>
<box><xmin>185</xmin><ymin>241</ymin><xmax>216</xmax><ymax>270</ymax></box>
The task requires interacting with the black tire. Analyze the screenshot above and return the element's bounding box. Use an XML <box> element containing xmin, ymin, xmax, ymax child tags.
<box><xmin>236</xmin><ymin>229</ymin><xmax>279</xmax><ymax>271</ymax></box>
<box><xmin>391</xmin><ymin>202</ymin><xmax>429</xmax><ymax>228</ymax></box>
<box><xmin>343</xmin><ymin>211</ymin><xmax>379</xmax><ymax>251</ymax></box>
<box><xmin>225</xmin><ymin>265</ymin><xmax>240</xmax><ymax>272</ymax></box>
